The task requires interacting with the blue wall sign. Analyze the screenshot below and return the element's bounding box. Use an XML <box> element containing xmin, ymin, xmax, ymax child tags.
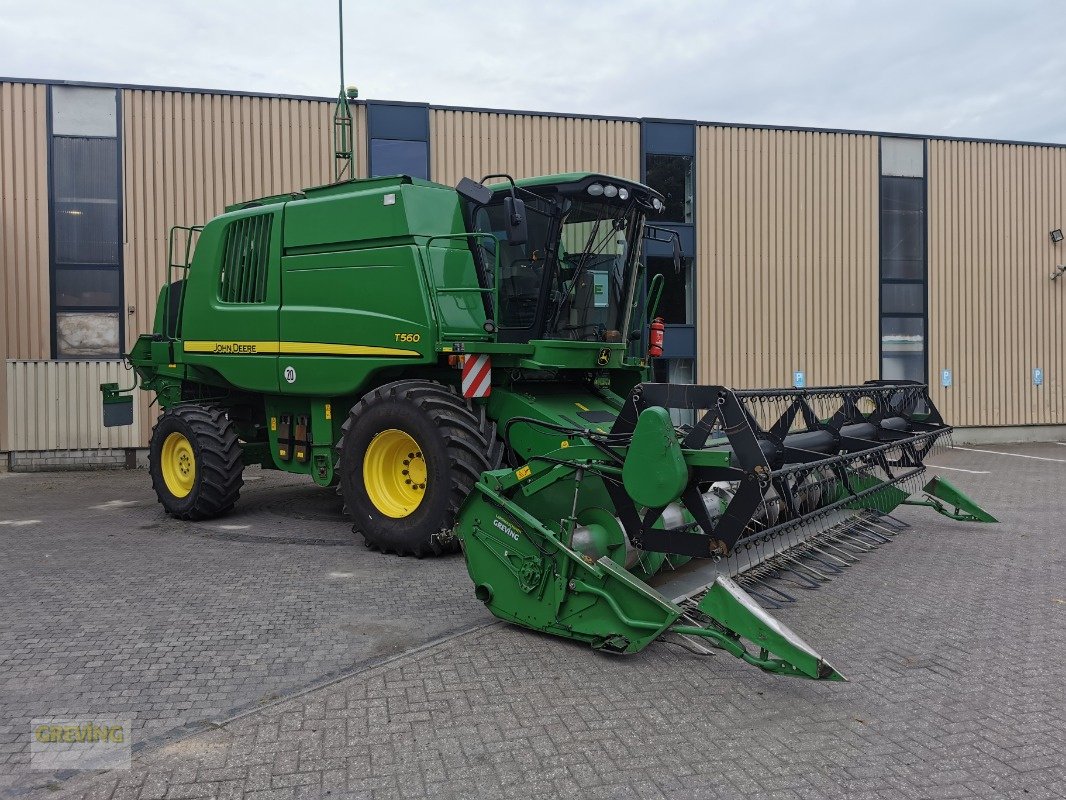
<box><xmin>793</xmin><ymin>370</ymin><xmax>806</xmax><ymax>389</ymax></box>
<box><xmin>1033</xmin><ymin>368</ymin><xmax>1044</xmax><ymax>386</ymax></box>
<box><xmin>941</xmin><ymin>369</ymin><xmax>952</xmax><ymax>388</ymax></box>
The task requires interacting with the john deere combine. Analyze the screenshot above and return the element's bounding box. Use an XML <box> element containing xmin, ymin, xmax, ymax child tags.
<box><xmin>104</xmin><ymin>170</ymin><xmax>994</xmax><ymax>681</ymax></box>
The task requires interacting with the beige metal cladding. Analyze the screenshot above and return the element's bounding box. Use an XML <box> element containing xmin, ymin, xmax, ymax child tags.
<box><xmin>6</xmin><ymin>360</ymin><xmax>140</xmax><ymax>450</ymax></box>
<box><xmin>0</xmin><ymin>82</ymin><xmax>51</xmax><ymax>451</ymax></box>
<box><xmin>430</xmin><ymin>109</ymin><xmax>640</xmax><ymax>186</ymax></box>
<box><xmin>696</xmin><ymin>126</ymin><xmax>880</xmax><ymax>389</ymax></box>
<box><xmin>928</xmin><ymin>140</ymin><xmax>1066</xmax><ymax>427</ymax></box>
<box><xmin>122</xmin><ymin>89</ymin><xmax>359</xmax><ymax>444</ymax></box>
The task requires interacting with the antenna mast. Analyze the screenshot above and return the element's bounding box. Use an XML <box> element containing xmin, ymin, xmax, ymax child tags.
<box><xmin>332</xmin><ymin>0</ymin><xmax>357</xmax><ymax>182</ymax></box>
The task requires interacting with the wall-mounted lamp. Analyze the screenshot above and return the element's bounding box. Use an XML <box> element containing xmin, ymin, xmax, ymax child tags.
<box><xmin>1051</xmin><ymin>265</ymin><xmax>1066</xmax><ymax>281</ymax></box>
<box><xmin>1051</xmin><ymin>229</ymin><xmax>1063</xmax><ymax>243</ymax></box>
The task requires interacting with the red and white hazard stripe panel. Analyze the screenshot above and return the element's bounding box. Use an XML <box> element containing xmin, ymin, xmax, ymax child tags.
<box><xmin>461</xmin><ymin>354</ymin><xmax>492</xmax><ymax>398</ymax></box>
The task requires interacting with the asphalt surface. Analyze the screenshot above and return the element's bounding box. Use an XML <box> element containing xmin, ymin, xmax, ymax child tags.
<box><xmin>1</xmin><ymin>444</ymin><xmax>1064</xmax><ymax>799</ymax></box>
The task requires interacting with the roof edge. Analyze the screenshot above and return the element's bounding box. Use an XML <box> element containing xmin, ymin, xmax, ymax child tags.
<box><xmin>3</xmin><ymin>75</ymin><xmax>1064</xmax><ymax>150</ymax></box>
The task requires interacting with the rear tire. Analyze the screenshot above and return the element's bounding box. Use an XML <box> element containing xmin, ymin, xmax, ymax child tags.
<box><xmin>148</xmin><ymin>404</ymin><xmax>244</xmax><ymax>520</ymax></box>
<box><xmin>338</xmin><ymin>380</ymin><xmax>504</xmax><ymax>557</ymax></box>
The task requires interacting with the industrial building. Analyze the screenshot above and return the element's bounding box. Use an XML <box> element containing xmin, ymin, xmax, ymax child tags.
<box><xmin>1</xmin><ymin>76</ymin><xmax>1064</xmax><ymax>469</ymax></box>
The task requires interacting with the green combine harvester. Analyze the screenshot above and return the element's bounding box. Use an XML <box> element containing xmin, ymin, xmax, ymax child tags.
<box><xmin>103</xmin><ymin>170</ymin><xmax>995</xmax><ymax>681</ymax></box>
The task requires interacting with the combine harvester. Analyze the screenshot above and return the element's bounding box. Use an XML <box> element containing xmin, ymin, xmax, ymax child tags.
<box><xmin>102</xmin><ymin>171</ymin><xmax>995</xmax><ymax>681</ymax></box>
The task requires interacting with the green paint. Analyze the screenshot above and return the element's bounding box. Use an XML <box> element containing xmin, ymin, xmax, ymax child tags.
<box><xmin>623</xmin><ymin>407</ymin><xmax>687</xmax><ymax>508</ymax></box>
<box><xmin>101</xmin><ymin>165</ymin><xmax>997</xmax><ymax>683</ymax></box>
<box><xmin>907</xmin><ymin>476</ymin><xmax>998</xmax><ymax>523</ymax></box>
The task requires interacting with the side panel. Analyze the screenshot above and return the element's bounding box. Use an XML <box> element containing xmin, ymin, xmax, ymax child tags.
<box><xmin>277</xmin><ymin>244</ymin><xmax>434</xmax><ymax>395</ymax></box>
<box><xmin>177</xmin><ymin>209</ymin><xmax>282</xmax><ymax>393</ymax></box>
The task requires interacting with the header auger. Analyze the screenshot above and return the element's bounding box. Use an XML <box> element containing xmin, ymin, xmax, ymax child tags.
<box><xmin>103</xmin><ymin>169</ymin><xmax>994</xmax><ymax>682</ymax></box>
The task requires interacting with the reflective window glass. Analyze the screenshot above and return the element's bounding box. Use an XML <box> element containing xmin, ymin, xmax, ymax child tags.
<box><xmin>54</xmin><ymin>201</ymin><xmax>120</xmax><ymax>265</ymax></box>
<box><xmin>55</xmin><ymin>268</ymin><xmax>121</xmax><ymax>307</ymax></box>
<box><xmin>55</xmin><ymin>311</ymin><xmax>120</xmax><ymax>357</ymax></box>
<box><xmin>645</xmin><ymin>154</ymin><xmax>693</xmax><ymax>224</ymax></box>
<box><xmin>52</xmin><ymin>137</ymin><xmax>119</xmax><ymax>202</ymax></box>
<box><xmin>370</xmin><ymin>138</ymin><xmax>428</xmax><ymax>179</ymax></box>
<box><xmin>647</xmin><ymin>256</ymin><xmax>692</xmax><ymax>325</ymax></box>
<box><xmin>881</xmin><ymin>282</ymin><xmax>924</xmax><ymax>315</ymax></box>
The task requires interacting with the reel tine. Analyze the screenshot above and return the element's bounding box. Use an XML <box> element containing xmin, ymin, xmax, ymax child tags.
<box><xmin>737</xmin><ymin>585</ymin><xmax>787</xmax><ymax>609</ymax></box>
<box><xmin>780</xmin><ymin>553</ymin><xmax>832</xmax><ymax>582</ymax></box>
<box><xmin>817</xmin><ymin>539</ymin><xmax>860</xmax><ymax>563</ymax></box>
<box><xmin>807</xmin><ymin>544</ymin><xmax>852</xmax><ymax>568</ymax></box>
<box><xmin>754</xmin><ymin>581</ymin><xmax>798</xmax><ymax>604</ymax></box>
<box><xmin>772</xmin><ymin>565</ymin><xmax>822</xmax><ymax>589</ymax></box>
<box><xmin>828</xmin><ymin>534</ymin><xmax>872</xmax><ymax>554</ymax></box>
<box><xmin>879</xmin><ymin>514</ymin><xmax>911</xmax><ymax>531</ymax></box>
<box><xmin>847</xmin><ymin>525</ymin><xmax>890</xmax><ymax>545</ymax></box>
<box><xmin>797</xmin><ymin>548</ymin><xmax>844</xmax><ymax>574</ymax></box>
<box><xmin>863</xmin><ymin>517</ymin><xmax>904</xmax><ymax>536</ymax></box>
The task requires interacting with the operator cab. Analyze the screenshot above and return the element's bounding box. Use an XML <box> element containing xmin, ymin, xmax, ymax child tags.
<box><xmin>460</xmin><ymin>173</ymin><xmax>668</xmax><ymax>345</ymax></box>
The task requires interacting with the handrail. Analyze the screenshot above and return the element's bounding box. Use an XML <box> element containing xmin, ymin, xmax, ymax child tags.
<box><xmin>163</xmin><ymin>225</ymin><xmax>203</xmax><ymax>342</ymax></box>
<box><xmin>421</xmin><ymin>232</ymin><xmax>502</xmax><ymax>341</ymax></box>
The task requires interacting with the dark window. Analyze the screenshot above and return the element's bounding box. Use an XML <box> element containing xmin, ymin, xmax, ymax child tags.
<box><xmin>52</xmin><ymin>137</ymin><xmax>118</xmax><ymax>202</ymax></box>
<box><xmin>370</xmin><ymin>138</ymin><xmax>429</xmax><ymax>179</ymax></box>
<box><xmin>645</xmin><ymin>154</ymin><xmax>693</xmax><ymax>224</ymax></box>
<box><xmin>882</xmin><ymin>259</ymin><xmax>924</xmax><ymax>281</ymax></box>
<box><xmin>647</xmin><ymin>256</ymin><xmax>692</xmax><ymax>324</ymax></box>
<box><xmin>54</xmin><ymin>268</ymin><xmax>121</xmax><ymax>307</ymax></box>
<box><xmin>881</xmin><ymin>282</ymin><xmax>924</xmax><ymax>315</ymax></box>
<box><xmin>471</xmin><ymin>201</ymin><xmax>554</xmax><ymax>330</ymax></box>
<box><xmin>49</xmin><ymin>86</ymin><xmax>123</xmax><ymax>359</ymax></box>
<box><xmin>879</xmin><ymin>141</ymin><xmax>926</xmax><ymax>383</ymax></box>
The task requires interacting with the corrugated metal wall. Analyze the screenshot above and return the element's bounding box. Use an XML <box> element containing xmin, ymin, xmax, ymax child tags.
<box><xmin>430</xmin><ymin>109</ymin><xmax>640</xmax><ymax>186</ymax></box>
<box><xmin>0</xmin><ymin>82</ymin><xmax>51</xmax><ymax>451</ymax></box>
<box><xmin>6</xmin><ymin>361</ymin><xmax>140</xmax><ymax>450</ymax></box>
<box><xmin>5</xmin><ymin>78</ymin><xmax>1066</xmax><ymax>450</ymax></box>
<box><xmin>121</xmin><ymin>89</ymin><xmax>350</xmax><ymax>445</ymax></box>
<box><xmin>696</xmin><ymin>126</ymin><xmax>880</xmax><ymax>388</ymax></box>
<box><xmin>1</xmin><ymin>83</ymin><xmax>360</xmax><ymax>452</ymax></box>
<box><xmin>928</xmin><ymin>140</ymin><xmax>1066</xmax><ymax>426</ymax></box>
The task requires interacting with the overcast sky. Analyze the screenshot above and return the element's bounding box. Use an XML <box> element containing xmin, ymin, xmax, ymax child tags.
<box><xmin>1</xmin><ymin>0</ymin><xmax>1063</xmax><ymax>142</ymax></box>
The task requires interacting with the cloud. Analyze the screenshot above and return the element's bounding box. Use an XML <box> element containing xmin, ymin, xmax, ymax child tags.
<box><xmin>0</xmin><ymin>0</ymin><xmax>1062</xmax><ymax>142</ymax></box>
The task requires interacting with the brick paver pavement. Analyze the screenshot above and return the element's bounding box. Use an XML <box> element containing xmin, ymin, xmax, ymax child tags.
<box><xmin>3</xmin><ymin>444</ymin><xmax>1064</xmax><ymax>798</ymax></box>
<box><xmin>0</xmin><ymin>469</ymin><xmax>486</xmax><ymax>796</ymax></box>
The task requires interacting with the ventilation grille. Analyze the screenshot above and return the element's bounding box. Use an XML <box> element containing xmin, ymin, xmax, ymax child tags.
<box><xmin>218</xmin><ymin>214</ymin><xmax>272</xmax><ymax>303</ymax></box>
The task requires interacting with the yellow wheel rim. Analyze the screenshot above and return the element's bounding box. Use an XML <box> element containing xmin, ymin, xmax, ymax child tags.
<box><xmin>161</xmin><ymin>431</ymin><xmax>196</xmax><ymax>499</ymax></box>
<box><xmin>363</xmin><ymin>429</ymin><xmax>427</xmax><ymax>518</ymax></box>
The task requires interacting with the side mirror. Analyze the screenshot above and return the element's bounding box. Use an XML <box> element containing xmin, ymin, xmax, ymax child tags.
<box><xmin>671</xmin><ymin>231</ymin><xmax>683</xmax><ymax>275</ymax></box>
<box><xmin>504</xmin><ymin>196</ymin><xmax>528</xmax><ymax>246</ymax></box>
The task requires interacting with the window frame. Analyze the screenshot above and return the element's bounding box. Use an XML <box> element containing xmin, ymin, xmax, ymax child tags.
<box><xmin>878</xmin><ymin>139</ymin><xmax>928</xmax><ymax>385</ymax></box>
<box><xmin>47</xmin><ymin>86</ymin><xmax>125</xmax><ymax>360</ymax></box>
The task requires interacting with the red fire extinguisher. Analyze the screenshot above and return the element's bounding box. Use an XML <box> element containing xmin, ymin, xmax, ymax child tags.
<box><xmin>648</xmin><ymin>317</ymin><xmax>665</xmax><ymax>358</ymax></box>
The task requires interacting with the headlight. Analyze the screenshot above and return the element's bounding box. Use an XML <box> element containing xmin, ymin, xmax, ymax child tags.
<box><xmin>618</xmin><ymin>187</ymin><xmax>630</xmax><ymax>200</ymax></box>
<box><xmin>603</xmin><ymin>184</ymin><xmax>618</xmax><ymax>198</ymax></box>
<box><xmin>587</xmin><ymin>183</ymin><xmax>604</xmax><ymax>196</ymax></box>
<box><xmin>652</xmin><ymin>198</ymin><xmax>664</xmax><ymax>212</ymax></box>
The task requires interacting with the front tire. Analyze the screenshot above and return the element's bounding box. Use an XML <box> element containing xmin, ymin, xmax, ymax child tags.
<box><xmin>338</xmin><ymin>380</ymin><xmax>503</xmax><ymax>557</ymax></box>
<box><xmin>148</xmin><ymin>404</ymin><xmax>244</xmax><ymax>520</ymax></box>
